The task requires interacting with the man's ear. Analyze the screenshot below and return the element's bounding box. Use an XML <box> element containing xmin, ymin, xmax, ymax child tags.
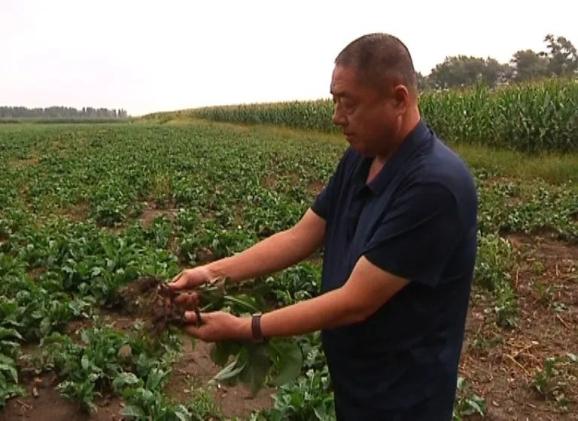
<box><xmin>392</xmin><ymin>84</ymin><xmax>409</xmax><ymax>112</ymax></box>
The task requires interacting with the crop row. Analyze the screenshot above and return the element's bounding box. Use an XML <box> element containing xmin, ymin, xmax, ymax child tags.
<box><xmin>151</xmin><ymin>79</ymin><xmax>578</xmax><ymax>153</ymax></box>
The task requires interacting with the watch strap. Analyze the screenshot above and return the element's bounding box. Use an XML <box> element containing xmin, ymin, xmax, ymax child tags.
<box><xmin>251</xmin><ymin>313</ymin><xmax>266</xmax><ymax>342</ymax></box>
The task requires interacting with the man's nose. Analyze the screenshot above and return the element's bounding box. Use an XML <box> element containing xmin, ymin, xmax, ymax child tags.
<box><xmin>332</xmin><ymin>104</ymin><xmax>347</xmax><ymax>127</ymax></box>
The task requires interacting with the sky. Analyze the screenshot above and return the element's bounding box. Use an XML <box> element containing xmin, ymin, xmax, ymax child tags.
<box><xmin>1</xmin><ymin>0</ymin><xmax>577</xmax><ymax>116</ymax></box>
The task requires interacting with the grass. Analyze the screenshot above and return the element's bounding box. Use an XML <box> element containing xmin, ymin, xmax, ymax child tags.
<box><xmin>137</xmin><ymin>118</ymin><xmax>578</xmax><ymax>185</ymax></box>
<box><xmin>452</xmin><ymin>143</ymin><xmax>578</xmax><ymax>185</ymax></box>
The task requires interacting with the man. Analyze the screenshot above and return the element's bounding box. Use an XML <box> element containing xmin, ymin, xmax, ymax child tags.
<box><xmin>170</xmin><ymin>33</ymin><xmax>477</xmax><ymax>420</ymax></box>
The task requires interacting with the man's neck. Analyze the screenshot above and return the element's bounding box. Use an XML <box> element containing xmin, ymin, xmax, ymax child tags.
<box><xmin>369</xmin><ymin>109</ymin><xmax>421</xmax><ymax>183</ymax></box>
<box><xmin>366</xmin><ymin>158</ymin><xmax>385</xmax><ymax>184</ymax></box>
<box><xmin>375</xmin><ymin>109</ymin><xmax>421</xmax><ymax>163</ymax></box>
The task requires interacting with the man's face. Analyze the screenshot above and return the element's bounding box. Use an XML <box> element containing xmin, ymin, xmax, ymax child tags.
<box><xmin>330</xmin><ymin>65</ymin><xmax>403</xmax><ymax>157</ymax></box>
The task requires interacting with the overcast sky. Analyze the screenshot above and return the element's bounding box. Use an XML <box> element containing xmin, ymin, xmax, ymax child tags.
<box><xmin>1</xmin><ymin>0</ymin><xmax>576</xmax><ymax>116</ymax></box>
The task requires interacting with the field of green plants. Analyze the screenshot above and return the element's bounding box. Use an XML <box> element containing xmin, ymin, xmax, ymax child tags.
<box><xmin>148</xmin><ymin>79</ymin><xmax>578</xmax><ymax>153</ymax></box>
<box><xmin>0</xmin><ymin>120</ymin><xmax>577</xmax><ymax>420</ymax></box>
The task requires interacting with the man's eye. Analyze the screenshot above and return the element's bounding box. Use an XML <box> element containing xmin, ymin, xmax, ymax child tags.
<box><xmin>343</xmin><ymin>102</ymin><xmax>356</xmax><ymax>112</ymax></box>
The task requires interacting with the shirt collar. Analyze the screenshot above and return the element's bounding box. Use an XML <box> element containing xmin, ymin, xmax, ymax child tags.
<box><xmin>354</xmin><ymin>120</ymin><xmax>431</xmax><ymax>195</ymax></box>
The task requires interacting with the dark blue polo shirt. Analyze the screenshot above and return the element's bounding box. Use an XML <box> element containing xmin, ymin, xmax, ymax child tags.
<box><xmin>312</xmin><ymin>120</ymin><xmax>477</xmax><ymax>420</ymax></box>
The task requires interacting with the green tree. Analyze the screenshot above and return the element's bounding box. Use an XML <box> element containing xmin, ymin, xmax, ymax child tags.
<box><xmin>510</xmin><ymin>49</ymin><xmax>549</xmax><ymax>82</ymax></box>
<box><xmin>416</xmin><ymin>71</ymin><xmax>431</xmax><ymax>92</ymax></box>
<box><xmin>428</xmin><ymin>55</ymin><xmax>511</xmax><ymax>89</ymax></box>
<box><xmin>511</xmin><ymin>35</ymin><xmax>577</xmax><ymax>82</ymax></box>
<box><xmin>483</xmin><ymin>58</ymin><xmax>513</xmax><ymax>85</ymax></box>
<box><xmin>543</xmin><ymin>34</ymin><xmax>578</xmax><ymax>77</ymax></box>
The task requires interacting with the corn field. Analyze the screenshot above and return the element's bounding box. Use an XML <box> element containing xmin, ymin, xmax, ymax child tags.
<box><xmin>159</xmin><ymin>79</ymin><xmax>577</xmax><ymax>153</ymax></box>
<box><xmin>421</xmin><ymin>79</ymin><xmax>577</xmax><ymax>153</ymax></box>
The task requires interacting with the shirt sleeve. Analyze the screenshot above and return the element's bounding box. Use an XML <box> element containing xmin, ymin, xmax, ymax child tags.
<box><xmin>311</xmin><ymin>149</ymin><xmax>350</xmax><ymax>221</ymax></box>
<box><xmin>363</xmin><ymin>182</ymin><xmax>462</xmax><ymax>287</ymax></box>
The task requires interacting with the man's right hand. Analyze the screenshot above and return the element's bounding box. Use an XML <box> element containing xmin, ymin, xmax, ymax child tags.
<box><xmin>169</xmin><ymin>266</ymin><xmax>214</xmax><ymax>291</ymax></box>
<box><xmin>167</xmin><ymin>209</ymin><xmax>325</xmax><ymax>297</ymax></box>
<box><xmin>168</xmin><ymin>266</ymin><xmax>216</xmax><ymax>308</ymax></box>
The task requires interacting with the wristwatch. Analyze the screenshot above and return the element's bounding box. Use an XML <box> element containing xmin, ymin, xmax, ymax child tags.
<box><xmin>251</xmin><ymin>313</ymin><xmax>267</xmax><ymax>343</ymax></box>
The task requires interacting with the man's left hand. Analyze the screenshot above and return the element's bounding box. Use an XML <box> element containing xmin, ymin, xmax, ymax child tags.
<box><xmin>183</xmin><ymin>311</ymin><xmax>251</xmax><ymax>342</ymax></box>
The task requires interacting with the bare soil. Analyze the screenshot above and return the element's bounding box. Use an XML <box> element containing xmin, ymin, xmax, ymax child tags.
<box><xmin>461</xmin><ymin>234</ymin><xmax>577</xmax><ymax>420</ymax></box>
<box><xmin>139</xmin><ymin>203</ymin><xmax>178</xmax><ymax>229</ymax></box>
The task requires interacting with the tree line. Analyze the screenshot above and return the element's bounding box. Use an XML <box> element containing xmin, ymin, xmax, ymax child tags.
<box><xmin>419</xmin><ymin>34</ymin><xmax>577</xmax><ymax>89</ymax></box>
<box><xmin>0</xmin><ymin>106</ymin><xmax>128</xmax><ymax>120</ymax></box>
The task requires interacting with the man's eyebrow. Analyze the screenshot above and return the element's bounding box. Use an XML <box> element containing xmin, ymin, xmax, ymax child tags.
<box><xmin>330</xmin><ymin>89</ymin><xmax>349</xmax><ymax>98</ymax></box>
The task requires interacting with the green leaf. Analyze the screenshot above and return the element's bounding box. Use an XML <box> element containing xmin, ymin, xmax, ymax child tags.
<box><xmin>0</xmin><ymin>383</ymin><xmax>24</xmax><ymax>406</ymax></box>
<box><xmin>314</xmin><ymin>405</ymin><xmax>331</xmax><ymax>421</ymax></box>
<box><xmin>271</xmin><ymin>340</ymin><xmax>303</xmax><ymax>386</ymax></box>
<box><xmin>174</xmin><ymin>405</ymin><xmax>192</xmax><ymax>421</ymax></box>
<box><xmin>81</xmin><ymin>354</ymin><xmax>91</xmax><ymax>371</ymax></box>
<box><xmin>145</xmin><ymin>368</ymin><xmax>167</xmax><ymax>391</ymax></box>
<box><xmin>112</xmin><ymin>372</ymin><xmax>140</xmax><ymax>391</ymax></box>
<box><xmin>0</xmin><ymin>363</ymin><xmax>18</xmax><ymax>383</ymax></box>
<box><xmin>223</xmin><ymin>294</ymin><xmax>261</xmax><ymax>313</ymax></box>
<box><xmin>239</xmin><ymin>344</ymin><xmax>271</xmax><ymax>396</ymax></box>
<box><xmin>212</xmin><ymin>358</ymin><xmax>247</xmax><ymax>383</ymax></box>
<box><xmin>0</xmin><ymin>354</ymin><xmax>16</xmax><ymax>366</ymax></box>
<box><xmin>122</xmin><ymin>404</ymin><xmax>147</xmax><ymax>419</ymax></box>
<box><xmin>0</xmin><ymin>327</ymin><xmax>22</xmax><ymax>341</ymax></box>
<box><xmin>210</xmin><ymin>341</ymin><xmax>240</xmax><ymax>366</ymax></box>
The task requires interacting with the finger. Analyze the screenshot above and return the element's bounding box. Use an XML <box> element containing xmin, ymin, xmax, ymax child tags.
<box><xmin>184</xmin><ymin>324</ymin><xmax>203</xmax><ymax>339</ymax></box>
<box><xmin>184</xmin><ymin>310</ymin><xmax>205</xmax><ymax>326</ymax></box>
<box><xmin>174</xmin><ymin>292</ymin><xmax>200</xmax><ymax>308</ymax></box>
<box><xmin>170</xmin><ymin>271</ymin><xmax>183</xmax><ymax>284</ymax></box>
<box><xmin>169</xmin><ymin>272</ymin><xmax>188</xmax><ymax>290</ymax></box>
<box><xmin>183</xmin><ymin>306</ymin><xmax>203</xmax><ymax>326</ymax></box>
<box><xmin>184</xmin><ymin>324</ymin><xmax>214</xmax><ymax>342</ymax></box>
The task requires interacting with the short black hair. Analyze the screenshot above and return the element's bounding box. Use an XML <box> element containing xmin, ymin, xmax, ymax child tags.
<box><xmin>335</xmin><ymin>33</ymin><xmax>418</xmax><ymax>95</ymax></box>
